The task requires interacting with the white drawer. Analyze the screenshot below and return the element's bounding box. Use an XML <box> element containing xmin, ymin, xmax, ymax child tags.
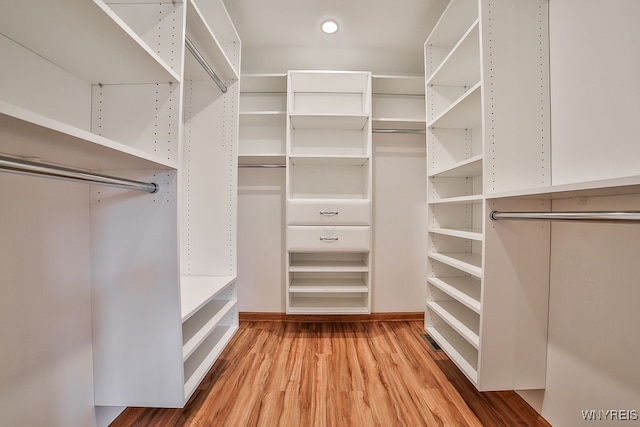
<box><xmin>287</xmin><ymin>226</ymin><xmax>371</xmax><ymax>252</ymax></box>
<box><xmin>287</xmin><ymin>200</ymin><xmax>371</xmax><ymax>225</ymax></box>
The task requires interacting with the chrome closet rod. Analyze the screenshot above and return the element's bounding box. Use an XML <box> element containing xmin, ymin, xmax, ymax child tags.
<box><xmin>490</xmin><ymin>211</ymin><xmax>640</xmax><ymax>223</ymax></box>
<box><xmin>372</xmin><ymin>128</ymin><xmax>426</xmax><ymax>134</ymax></box>
<box><xmin>0</xmin><ymin>155</ymin><xmax>159</xmax><ymax>193</ymax></box>
<box><xmin>185</xmin><ymin>36</ymin><xmax>227</xmax><ymax>94</ymax></box>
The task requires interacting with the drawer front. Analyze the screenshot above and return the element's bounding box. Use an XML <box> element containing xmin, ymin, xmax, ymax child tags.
<box><xmin>287</xmin><ymin>200</ymin><xmax>371</xmax><ymax>225</ymax></box>
<box><xmin>287</xmin><ymin>226</ymin><xmax>371</xmax><ymax>252</ymax></box>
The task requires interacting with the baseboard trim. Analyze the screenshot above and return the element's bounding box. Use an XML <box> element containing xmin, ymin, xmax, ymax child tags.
<box><xmin>239</xmin><ymin>312</ymin><xmax>424</xmax><ymax>323</ymax></box>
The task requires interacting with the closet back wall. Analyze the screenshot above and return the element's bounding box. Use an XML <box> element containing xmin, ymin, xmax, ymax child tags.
<box><xmin>237</xmin><ymin>144</ymin><xmax>427</xmax><ymax>313</ymax></box>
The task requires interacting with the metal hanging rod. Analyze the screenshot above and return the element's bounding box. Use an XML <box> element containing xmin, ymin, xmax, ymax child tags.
<box><xmin>0</xmin><ymin>155</ymin><xmax>159</xmax><ymax>193</ymax></box>
<box><xmin>185</xmin><ymin>36</ymin><xmax>227</xmax><ymax>94</ymax></box>
<box><xmin>490</xmin><ymin>211</ymin><xmax>640</xmax><ymax>223</ymax></box>
<box><xmin>238</xmin><ymin>164</ymin><xmax>286</xmax><ymax>168</ymax></box>
<box><xmin>372</xmin><ymin>128</ymin><xmax>426</xmax><ymax>134</ymax></box>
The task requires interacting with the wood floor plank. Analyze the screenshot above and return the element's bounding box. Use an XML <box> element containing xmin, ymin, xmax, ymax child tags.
<box><xmin>110</xmin><ymin>320</ymin><xmax>551</xmax><ymax>427</ymax></box>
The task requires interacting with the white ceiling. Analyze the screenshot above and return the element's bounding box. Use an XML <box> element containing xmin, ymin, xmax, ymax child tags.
<box><xmin>222</xmin><ymin>0</ymin><xmax>448</xmax><ymax>75</ymax></box>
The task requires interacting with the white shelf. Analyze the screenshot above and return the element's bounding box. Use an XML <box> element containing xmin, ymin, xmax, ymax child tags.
<box><xmin>190</xmin><ymin>0</ymin><xmax>241</xmax><ymax>74</ymax></box>
<box><xmin>429</xmin><ymin>154</ymin><xmax>483</xmax><ymax>178</ymax></box>
<box><xmin>182</xmin><ymin>299</ymin><xmax>237</xmax><ymax>361</ymax></box>
<box><xmin>288</xmin><ymin>295</ymin><xmax>369</xmax><ymax>314</ymax></box>
<box><xmin>427</xmin><ymin>20</ymin><xmax>480</xmax><ymax>87</ymax></box>
<box><xmin>289</xmin><ymin>155</ymin><xmax>369</xmax><ymax>166</ymax></box>
<box><xmin>428</xmin><ymin>194</ymin><xmax>484</xmax><ymax>205</ymax></box>
<box><xmin>240</xmin><ymin>111</ymin><xmax>286</xmax><ymax>124</ymax></box>
<box><xmin>185</xmin><ymin>0</ymin><xmax>239</xmax><ymax>83</ymax></box>
<box><xmin>425</xmin><ymin>0</ymin><xmax>479</xmax><ymax>49</ymax></box>
<box><xmin>289</xmin><ymin>260</ymin><xmax>369</xmax><ymax>272</ymax></box>
<box><xmin>429</xmin><ymin>227</ymin><xmax>483</xmax><ymax>241</ymax></box>
<box><xmin>428</xmin><ymin>252</ymin><xmax>482</xmax><ymax>278</ymax></box>
<box><xmin>290</xmin><ymin>114</ymin><xmax>369</xmax><ymax>130</ymax></box>
<box><xmin>372</xmin><ymin>74</ymin><xmax>424</xmax><ymax>95</ymax></box>
<box><xmin>241</xmin><ymin>73</ymin><xmax>287</xmax><ymax>93</ymax></box>
<box><xmin>183</xmin><ymin>323</ymin><xmax>238</xmax><ymax>401</ymax></box>
<box><xmin>427</xmin><ymin>82</ymin><xmax>482</xmax><ymax>129</ymax></box>
<box><xmin>289</xmin><ymin>278</ymin><xmax>368</xmax><ymax>293</ymax></box>
<box><xmin>180</xmin><ymin>275</ymin><xmax>237</xmax><ymax>322</ymax></box>
<box><xmin>486</xmin><ymin>175</ymin><xmax>640</xmax><ymax>200</ymax></box>
<box><xmin>427</xmin><ymin>300</ymin><xmax>480</xmax><ymax>348</ymax></box>
<box><xmin>426</xmin><ymin>324</ymin><xmax>478</xmax><ymax>384</ymax></box>
<box><xmin>0</xmin><ymin>101</ymin><xmax>177</xmax><ymax>171</ymax></box>
<box><xmin>238</xmin><ymin>154</ymin><xmax>286</xmax><ymax>166</ymax></box>
<box><xmin>428</xmin><ymin>276</ymin><xmax>481</xmax><ymax>313</ymax></box>
<box><xmin>372</xmin><ymin>118</ymin><xmax>426</xmax><ymax>130</ymax></box>
<box><xmin>0</xmin><ymin>0</ymin><xmax>179</xmax><ymax>84</ymax></box>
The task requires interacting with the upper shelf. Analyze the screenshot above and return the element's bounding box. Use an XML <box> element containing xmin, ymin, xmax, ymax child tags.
<box><xmin>0</xmin><ymin>0</ymin><xmax>180</xmax><ymax>84</ymax></box>
<box><xmin>290</xmin><ymin>114</ymin><xmax>369</xmax><ymax>130</ymax></box>
<box><xmin>241</xmin><ymin>73</ymin><xmax>287</xmax><ymax>93</ymax></box>
<box><xmin>486</xmin><ymin>175</ymin><xmax>640</xmax><ymax>200</ymax></box>
<box><xmin>184</xmin><ymin>0</ymin><xmax>240</xmax><ymax>83</ymax></box>
<box><xmin>0</xmin><ymin>101</ymin><xmax>177</xmax><ymax>171</ymax></box>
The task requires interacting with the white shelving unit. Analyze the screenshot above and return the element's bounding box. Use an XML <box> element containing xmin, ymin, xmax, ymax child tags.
<box><xmin>0</xmin><ymin>0</ymin><xmax>240</xmax><ymax>414</ymax></box>
<box><xmin>372</xmin><ymin>74</ymin><xmax>426</xmax><ymax>132</ymax></box>
<box><xmin>286</xmin><ymin>71</ymin><xmax>373</xmax><ymax>314</ymax></box>
<box><xmin>425</xmin><ymin>0</ymin><xmax>551</xmax><ymax>391</ymax></box>
<box><xmin>239</xmin><ymin>73</ymin><xmax>287</xmax><ymax>166</ymax></box>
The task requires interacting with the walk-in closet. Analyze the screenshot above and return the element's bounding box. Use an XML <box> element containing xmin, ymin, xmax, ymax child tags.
<box><xmin>1</xmin><ymin>0</ymin><xmax>638</xmax><ymax>426</ymax></box>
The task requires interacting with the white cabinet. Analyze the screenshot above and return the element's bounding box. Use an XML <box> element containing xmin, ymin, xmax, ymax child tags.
<box><xmin>286</xmin><ymin>71</ymin><xmax>373</xmax><ymax>314</ymax></box>
<box><xmin>425</xmin><ymin>0</ymin><xmax>550</xmax><ymax>391</ymax></box>
<box><xmin>0</xmin><ymin>0</ymin><xmax>240</xmax><ymax>411</ymax></box>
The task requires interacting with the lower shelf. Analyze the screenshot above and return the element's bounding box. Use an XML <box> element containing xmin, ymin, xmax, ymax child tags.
<box><xmin>425</xmin><ymin>323</ymin><xmax>478</xmax><ymax>386</ymax></box>
<box><xmin>288</xmin><ymin>292</ymin><xmax>370</xmax><ymax>314</ymax></box>
<box><xmin>289</xmin><ymin>278</ymin><xmax>368</xmax><ymax>293</ymax></box>
<box><xmin>183</xmin><ymin>321</ymin><xmax>239</xmax><ymax>402</ymax></box>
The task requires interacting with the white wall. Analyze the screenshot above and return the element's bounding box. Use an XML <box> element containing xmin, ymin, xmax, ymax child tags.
<box><xmin>372</xmin><ymin>133</ymin><xmax>427</xmax><ymax>312</ymax></box>
<box><xmin>0</xmin><ymin>175</ymin><xmax>98</xmax><ymax>426</ymax></box>
<box><xmin>237</xmin><ymin>168</ymin><xmax>286</xmax><ymax>312</ymax></box>
<box><xmin>236</xmin><ymin>133</ymin><xmax>427</xmax><ymax>313</ymax></box>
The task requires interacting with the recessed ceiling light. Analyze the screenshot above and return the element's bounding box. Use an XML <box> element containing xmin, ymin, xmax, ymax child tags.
<box><xmin>321</xmin><ymin>20</ymin><xmax>339</xmax><ymax>34</ymax></box>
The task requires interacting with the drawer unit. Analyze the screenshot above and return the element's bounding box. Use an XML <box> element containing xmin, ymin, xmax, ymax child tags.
<box><xmin>287</xmin><ymin>226</ymin><xmax>371</xmax><ymax>252</ymax></box>
<box><xmin>287</xmin><ymin>199</ymin><xmax>371</xmax><ymax>225</ymax></box>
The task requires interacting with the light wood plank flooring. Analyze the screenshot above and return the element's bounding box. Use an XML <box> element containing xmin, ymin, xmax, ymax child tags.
<box><xmin>111</xmin><ymin>320</ymin><xmax>550</xmax><ymax>426</ymax></box>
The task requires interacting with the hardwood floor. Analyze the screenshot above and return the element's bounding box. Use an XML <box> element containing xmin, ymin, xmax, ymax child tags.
<box><xmin>111</xmin><ymin>320</ymin><xmax>550</xmax><ymax>426</ymax></box>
